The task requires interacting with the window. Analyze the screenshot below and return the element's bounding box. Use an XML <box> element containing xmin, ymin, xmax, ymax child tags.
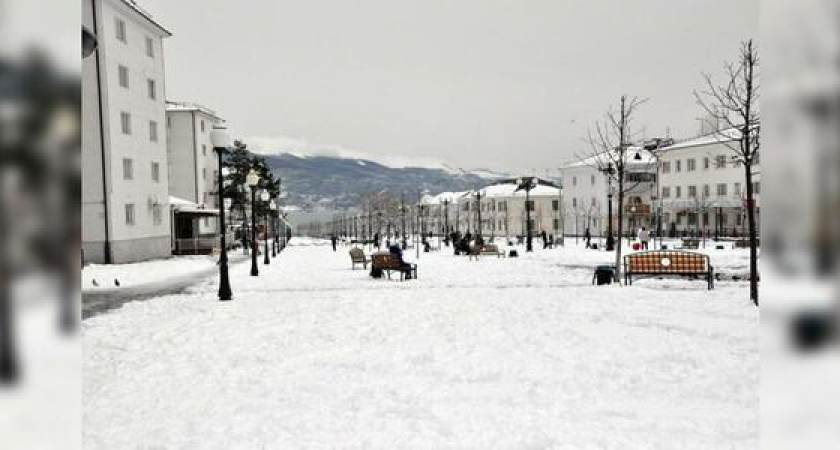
<box><xmin>572</xmin><ymin>176</ymin><xmax>577</xmax><ymax>187</ymax></box>
<box><xmin>152</xmin><ymin>205</ymin><xmax>163</xmax><ymax>225</ymax></box>
<box><xmin>202</xmin><ymin>144</ymin><xmax>207</xmax><ymax>156</ymax></box>
<box><xmin>716</xmin><ymin>183</ymin><xmax>727</xmax><ymax>197</ymax></box>
<box><xmin>688</xmin><ymin>185</ymin><xmax>697</xmax><ymax>198</ymax></box>
<box><xmin>661</xmin><ymin>161</ymin><xmax>671</xmax><ymax>173</ymax></box>
<box><xmin>202</xmin><ymin>168</ymin><xmax>207</xmax><ymax>180</ymax></box>
<box><xmin>551</xmin><ymin>200</ymin><xmax>559</xmax><ymax>211</ymax></box>
<box><xmin>200</xmin><ymin>120</ymin><xmax>205</xmax><ymax>132</ymax></box>
<box><xmin>118</xmin><ymin>65</ymin><xmax>129</xmax><ymax>88</ymax></box>
<box><xmin>703</xmin><ymin>184</ymin><xmax>710</xmax><ymax>198</ymax></box>
<box><xmin>715</xmin><ymin>155</ymin><xmax>727</xmax><ymax>169</ymax></box>
<box><xmin>151</xmin><ymin>162</ymin><xmax>160</xmax><ymax>182</ymax></box>
<box><xmin>120</xmin><ymin>112</ymin><xmax>131</xmax><ymax>134</ymax></box>
<box><xmin>591</xmin><ymin>197</ymin><xmax>596</xmax><ymax>206</ymax></box>
<box><xmin>572</xmin><ymin>198</ymin><xmax>578</xmax><ymax>208</ymax></box>
<box><xmin>753</xmin><ymin>181</ymin><xmax>760</xmax><ymax>194</ymax></box>
<box><xmin>675</xmin><ymin>186</ymin><xmax>682</xmax><ymax>198</ymax></box>
<box><xmin>703</xmin><ymin>157</ymin><xmax>710</xmax><ymax>170</ymax></box>
<box><xmin>115</xmin><ymin>18</ymin><xmax>126</xmax><ymax>43</ymax></box>
<box><xmin>734</xmin><ymin>182</ymin><xmax>741</xmax><ymax>197</ymax></box>
<box><xmin>145</xmin><ymin>37</ymin><xmax>154</xmax><ymax>57</ymax></box>
<box><xmin>498</xmin><ymin>201</ymin><xmax>506</xmax><ymax>211</ymax></box>
<box><xmin>147</xmin><ymin>79</ymin><xmax>156</xmax><ymax>100</ymax></box>
<box><xmin>675</xmin><ymin>160</ymin><xmax>682</xmax><ymax>172</ymax></box>
<box><xmin>687</xmin><ymin>158</ymin><xmax>696</xmax><ymax>171</ymax></box>
<box><xmin>124</xmin><ymin>203</ymin><xmax>135</xmax><ymax>225</ymax></box>
<box><xmin>590</xmin><ymin>174</ymin><xmax>596</xmax><ymax>185</ymax></box>
<box><xmin>167</xmin><ymin>116</ymin><xmax>171</xmax><ymax>128</ymax></box>
<box><xmin>122</xmin><ymin>158</ymin><xmax>133</xmax><ymax>180</ymax></box>
<box><xmin>662</xmin><ymin>187</ymin><xmax>671</xmax><ymax>198</ymax></box>
<box><xmin>149</xmin><ymin>120</ymin><xmax>158</xmax><ymax>142</ymax></box>
<box><xmin>525</xmin><ymin>200</ymin><xmax>534</xmax><ymax>211</ymax></box>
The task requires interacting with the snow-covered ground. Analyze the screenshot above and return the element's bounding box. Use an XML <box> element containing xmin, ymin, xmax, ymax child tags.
<box><xmin>82</xmin><ymin>254</ymin><xmax>235</xmax><ymax>290</ymax></box>
<box><xmin>83</xmin><ymin>239</ymin><xmax>758</xmax><ymax>448</ymax></box>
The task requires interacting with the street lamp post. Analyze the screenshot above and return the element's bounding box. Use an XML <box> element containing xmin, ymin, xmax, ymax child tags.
<box><xmin>261</xmin><ymin>189</ymin><xmax>271</xmax><ymax>265</ymax></box>
<box><xmin>475</xmin><ymin>190</ymin><xmax>484</xmax><ymax>243</ymax></box>
<box><xmin>246</xmin><ymin>169</ymin><xmax>260</xmax><ymax>276</ymax></box>
<box><xmin>210</xmin><ymin>125</ymin><xmax>233</xmax><ymax>301</ymax></box>
<box><xmin>516</xmin><ymin>177</ymin><xmax>536</xmax><ymax>252</ymax></box>
<box><xmin>599</xmin><ymin>163</ymin><xmax>616</xmax><ymax>252</ymax></box>
<box><xmin>270</xmin><ymin>200</ymin><xmax>277</xmax><ymax>257</ymax></box>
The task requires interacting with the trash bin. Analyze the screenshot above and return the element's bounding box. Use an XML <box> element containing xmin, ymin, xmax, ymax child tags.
<box><xmin>593</xmin><ymin>265</ymin><xmax>614</xmax><ymax>285</ymax></box>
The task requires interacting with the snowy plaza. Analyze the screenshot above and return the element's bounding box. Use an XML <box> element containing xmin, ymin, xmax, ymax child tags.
<box><xmin>83</xmin><ymin>239</ymin><xmax>758</xmax><ymax>448</ymax></box>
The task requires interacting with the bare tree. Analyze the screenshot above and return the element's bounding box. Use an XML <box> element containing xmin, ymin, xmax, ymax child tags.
<box><xmin>695</xmin><ymin>39</ymin><xmax>760</xmax><ymax>306</ymax></box>
<box><xmin>579</xmin><ymin>95</ymin><xmax>649</xmax><ymax>282</ymax></box>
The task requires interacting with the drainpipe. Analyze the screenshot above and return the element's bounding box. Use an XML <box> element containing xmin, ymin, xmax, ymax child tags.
<box><xmin>92</xmin><ymin>0</ymin><xmax>112</xmax><ymax>263</ymax></box>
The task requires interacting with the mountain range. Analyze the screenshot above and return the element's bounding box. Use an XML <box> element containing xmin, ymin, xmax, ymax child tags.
<box><xmin>262</xmin><ymin>153</ymin><xmax>509</xmax><ymax>210</ymax></box>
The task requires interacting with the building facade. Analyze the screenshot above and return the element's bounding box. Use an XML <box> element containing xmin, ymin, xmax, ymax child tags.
<box><xmin>165</xmin><ymin>101</ymin><xmax>223</xmax><ymax>252</ymax></box>
<box><xmin>656</xmin><ymin>132</ymin><xmax>760</xmax><ymax>237</ymax></box>
<box><xmin>82</xmin><ymin>0</ymin><xmax>172</xmax><ymax>263</ymax></box>
<box><xmin>560</xmin><ymin>148</ymin><xmax>658</xmax><ymax>239</ymax></box>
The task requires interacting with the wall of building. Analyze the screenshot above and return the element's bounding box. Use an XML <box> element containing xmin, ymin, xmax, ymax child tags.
<box><xmin>657</xmin><ymin>140</ymin><xmax>760</xmax><ymax>235</ymax></box>
<box><xmin>81</xmin><ymin>0</ymin><xmax>172</xmax><ymax>263</ymax></box>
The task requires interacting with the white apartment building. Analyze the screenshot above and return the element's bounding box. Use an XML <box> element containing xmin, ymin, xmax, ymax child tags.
<box><xmin>165</xmin><ymin>101</ymin><xmax>223</xmax><ymax>253</ymax></box>
<box><xmin>82</xmin><ymin>0</ymin><xmax>172</xmax><ymax>263</ymax></box>
<box><xmin>421</xmin><ymin>179</ymin><xmax>563</xmax><ymax>242</ymax></box>
<box><xmin>656</xmin><ymin>131</ymin><xmax>760</xmax><ymax>237</ymax></box>
<box><xmin>560</xmin><ymin>148</ymin><xmax>658</xmax><ymax>238</ymax></box>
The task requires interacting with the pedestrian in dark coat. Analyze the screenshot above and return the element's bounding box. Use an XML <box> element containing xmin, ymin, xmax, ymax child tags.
<box><xmin>584</xmin><ymin>227</ymin><xmax>592</xmax><ymax>249</ymax></box>
<box><xmin>331</xmin><ymin>234</ymin><xmax>337</xmax><ymax>252</ymax></box>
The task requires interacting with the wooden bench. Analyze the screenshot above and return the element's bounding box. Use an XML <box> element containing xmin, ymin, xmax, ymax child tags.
<box><xmin>624</xmin><ymin>250</ymin><xmax>714</xmax><ymax>289</ymax></box>
<box><xmin>468</xmin><ymin>244</ymin><xmax>505</xmax><ymax>260</ymax></box>
<box><xmin>371</xmin><ymin>252</ymin><xmax>417</xmax><ymax>281</ymax></box>
<box><xmin>349</xmin><ymin>248</ymin><xmax>370</xmax><ymax>270</ymax></box>
<box><xmin>681</xmin><ymin>238</ymin><xmax>700</xmax><ymax>249</ymax></box>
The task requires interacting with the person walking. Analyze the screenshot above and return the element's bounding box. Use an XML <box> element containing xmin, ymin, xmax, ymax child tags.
<box><xmin>331</xmin><ymin>234</ymin><xmax>338</xmax><ymax>252</ymax></box>
<box><xmin>638</xmin><ymin>227</ymin><xmax>650</xmax><ymax>250</ymax></box>
<box><xmin>584</xmin><ymin>227</ymin><xmax>592</xmax><ymax>249</ymax></box>
<box><xmin>540</xmin><ymin>230</ymin><xmax>548</xmax><ymax>249</ymax></box>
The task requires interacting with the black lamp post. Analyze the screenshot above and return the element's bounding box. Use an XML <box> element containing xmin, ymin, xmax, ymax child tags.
<box><xmin>600</xmin><ymin>163</ymin><xmax>616</xmax><ymax>251</ymax></box>
<box><xmin>246</xmin><ymin>169</ymin><xmax>260</xmax><ymax>276</ymax></box>
<box><xmin>260</xmin><ymin>189</ymin><xmax>271</xmax><ymax>265</ymax></box>
<box><xmin>516</xmin><ymin>178</ymin><xmax>536</xmax><ymax>252</ymax></box>
<box><xmin>400</xmin><ymin>194</ymin><xmax>407</xmax><ymax>249</ymax></box>
<box><xmin>475</xmin><ymin>190</ymin><xmax>484</xmax><ymax>243</ymax></box>
<box><xmin>270</xmin><ymin>200</ymin><xmax>277</xmax><ymax>257</ymax></box>
<box><xmin>210</xmin><ymin>125</ymin><xmax>233</xmax><ymax>301</ymax></box>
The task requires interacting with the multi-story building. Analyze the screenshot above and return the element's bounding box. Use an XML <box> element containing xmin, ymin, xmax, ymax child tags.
<box><xmin>655</xmin><ymin>131</ymin><xmax>760</xmax><ymax>237</ymax></box>
<box><xmin>560</xmin><ymin>148</ymin><xmax>658</xmax><ymax>238</ymax></box>
<box><xmin>165</xmin><ymin>101</ymin><xmax>223</xmax><ymax>253</ymax></box>
<box><xmin>82</xmin><ymin>0</ymin><xmax>172</xmax><ymax>263</ymax></box>
<box><xmin>421</xmin><ymin>179</ymin><xmax>563</xmax><ymax>242</ymax></box>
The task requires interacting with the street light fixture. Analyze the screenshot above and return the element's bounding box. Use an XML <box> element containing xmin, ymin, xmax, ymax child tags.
<box><xmin>245</xmin><ymin>169</ymin><xmax>260</xmax><ymax>276</ymax></box>
<box><xmin>210</xmin><ymin>124</ymin><xmax>233</xmax><ymax>301</ymax></box>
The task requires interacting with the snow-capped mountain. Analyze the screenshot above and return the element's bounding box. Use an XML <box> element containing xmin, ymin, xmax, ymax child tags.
<box><xmin>262</xmin><ymin>152</ymin><xmax>509</xmax><ymax>210</ymax></box>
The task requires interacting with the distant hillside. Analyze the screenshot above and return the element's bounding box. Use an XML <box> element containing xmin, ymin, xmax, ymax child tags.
<box><xmin>263</xmin><ymin>153</ymin><xmax>507</xmax><ymax>210</ymax></box>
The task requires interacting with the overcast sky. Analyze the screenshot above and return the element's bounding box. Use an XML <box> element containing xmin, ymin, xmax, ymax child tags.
<box><xmin>140</xmin><ymin>0</ymin><xmax>759</xmax><ymax>170</ymax></box>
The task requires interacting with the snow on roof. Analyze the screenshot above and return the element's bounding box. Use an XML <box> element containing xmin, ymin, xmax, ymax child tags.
<box><xmin>657</xmin><ymin>128</ymin><xmax>743</xmax><ymax>152</ymax></box>
<box><xmin>563</xmin><ymin>147</ymin><xmax>657</xmax><ymax>169</ymax></box>
<box><xmin>481</xmin><ymin>182</ymin><xmax>560</xmax><ymax>198</ymax></box>
<box><xmin>166</xmin><ymin>101</ymin><xmax>223</xmax><ymax>120</ymax></box>
<box><xmin>168</xmin><ymin>196</ymin><xmax>218</xmax><ymax>215</ymax></box>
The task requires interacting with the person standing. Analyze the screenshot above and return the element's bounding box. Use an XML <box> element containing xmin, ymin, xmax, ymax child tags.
<box><xmin>638</xmin><ymin>227</ymin><xmax>650</xmax><ymax>250</ymax></box>
<box><xmin>540</xmin><ymin>230</ymin><xmax>548</xmax><ymax>249</ymax></box>
<box><xmin>584</xmin><ymin>227</ymin><xmax>592</xmax><ymax>249</ymax></box>
<box><xmin>331</xmin><ymin>234</ymin><xmax>338</xmax><ymax>252</ymax></box>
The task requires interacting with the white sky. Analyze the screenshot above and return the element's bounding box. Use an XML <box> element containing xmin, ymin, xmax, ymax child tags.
<box><xmin>139</xmin><ymin>0</ymin><xmax>759</xmax><ymax>169</ymax></box>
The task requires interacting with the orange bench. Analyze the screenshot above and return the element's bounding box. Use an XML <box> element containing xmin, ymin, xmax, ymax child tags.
<box><xmin>624</xmin><ymin>250</ymin><xmax>714</xmax><ymax>289</ymax></box>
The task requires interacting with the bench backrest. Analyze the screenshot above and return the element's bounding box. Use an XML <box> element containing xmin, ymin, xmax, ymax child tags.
<box><xmin>371</xmin><ymin>253</ymin><xmax>402</xmax><ymax>269</ymax></box>
<box><xmin>625</xmin><ymin>251</ymin><xmax>709</xmax><ymax>274</ymax></box>
<box><xmin>349</xmin><ymin>248</ymin><xmax>366</xmax><ymax>262</ymax></box>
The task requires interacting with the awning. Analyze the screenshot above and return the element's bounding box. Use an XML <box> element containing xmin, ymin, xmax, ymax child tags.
<box><xmin>169</xmin><ymin>196</ymin><xmax>219</xmax><ymax>216</ymax></box>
